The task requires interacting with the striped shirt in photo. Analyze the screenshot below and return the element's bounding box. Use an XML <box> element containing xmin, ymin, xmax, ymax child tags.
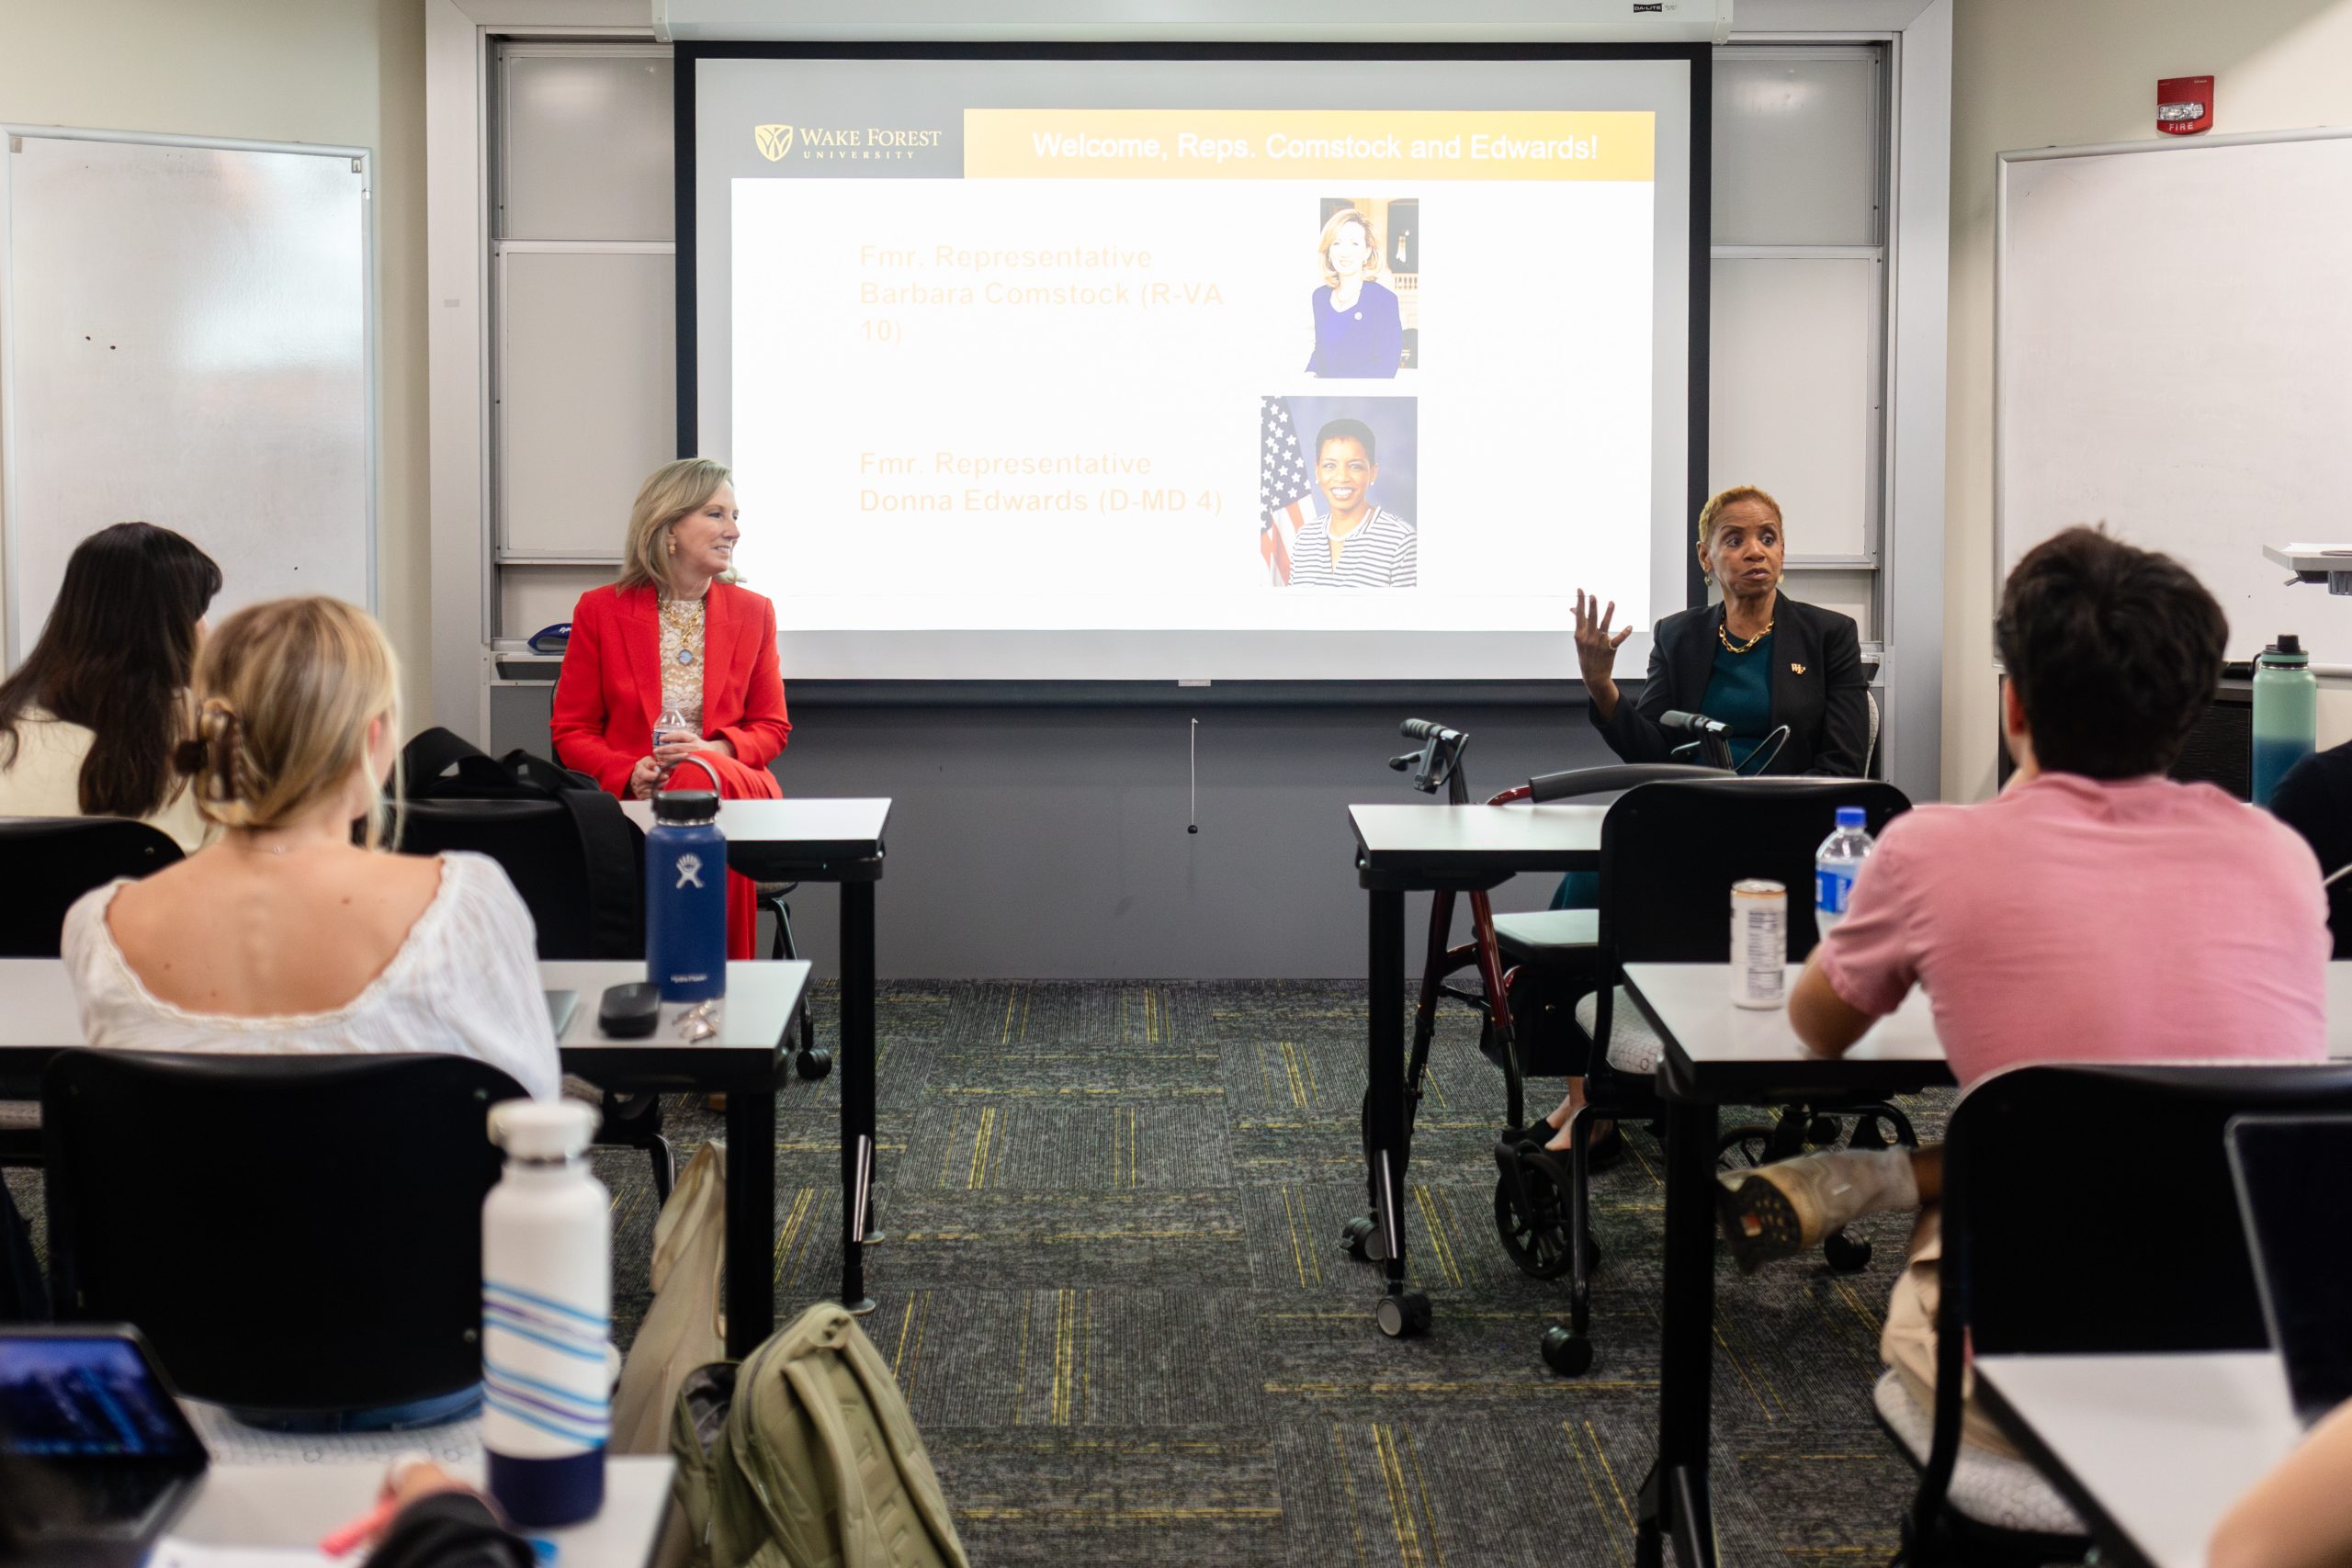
<box><xmin>1286</xmin><ymin>506</ymin><xmax>1418</xmax><ymax>589</ymax></box>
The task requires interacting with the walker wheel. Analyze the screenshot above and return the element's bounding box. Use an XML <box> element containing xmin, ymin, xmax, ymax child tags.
<box><xmin>1492</xmin><ymin>1168</ymin><xmax>1577</xmax><ymax>1280</ymax></box>
<box><xmin>1823</xmin><ymin>1229</ymin><xmax>1872</xmax><ymax>1273</ymax></box>
<box><xmin>1340</xmin><ymin>1213</ymin><xmax>1385</xmax><ymax>1263</ymax></box>
<box><xmin>1541</xmin><ymin>1326</ymin><xmax>1593</xmax><ymax>1377</ymax></box>
<box><xmin>1375</xmin><ymin>1292</ymin><xmax>1431</xmax><ymax>1338</ymax></box>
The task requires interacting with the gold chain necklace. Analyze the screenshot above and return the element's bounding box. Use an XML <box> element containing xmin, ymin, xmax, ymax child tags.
<box><xmin>1717</xmin><ymin>616</ymin><xmax>1773</xmax><ymax>655</ymax></box>
<box><xmin>660</xmin><ymin>597</ymin><xmax>703</xmax><ymax>666</ymax></box>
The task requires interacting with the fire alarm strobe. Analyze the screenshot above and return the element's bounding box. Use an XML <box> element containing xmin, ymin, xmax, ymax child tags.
<box><xmin>2158</xmin><ymin>75</ymin><xmax>2214</xmax><ymax>135</ymax></box>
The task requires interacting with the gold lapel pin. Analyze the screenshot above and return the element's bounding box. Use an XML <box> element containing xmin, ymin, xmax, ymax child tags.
<box><xmin>1791</xmin><ymin>662</ymin><xmax>1806</xmax><ymax>675</ymax></box>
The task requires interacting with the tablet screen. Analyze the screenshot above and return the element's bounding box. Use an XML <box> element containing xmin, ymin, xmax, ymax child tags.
<box><xmin>0</xmin><ymin>1335</ymin><xmax>201</xmax><ymax>1462</ymax></box>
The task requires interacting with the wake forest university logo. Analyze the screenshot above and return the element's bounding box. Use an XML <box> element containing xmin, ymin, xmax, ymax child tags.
<box><xmin>751</xmin><ymin>118</ymin><xmax>944</xmax><ymax>163</ymax></box>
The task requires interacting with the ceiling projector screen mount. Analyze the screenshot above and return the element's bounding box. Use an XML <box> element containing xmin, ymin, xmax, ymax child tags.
<box><xmin>682</xmin><ymin>42</ymin><xmax>1705</xmax><ymax>683</ymax></box>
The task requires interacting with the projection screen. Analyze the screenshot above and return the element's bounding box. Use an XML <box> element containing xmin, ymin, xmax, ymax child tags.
<box><xmin>684</xmin><ymin>50</ymin><xmax>1700</xmax><ymax>682</ymax></box>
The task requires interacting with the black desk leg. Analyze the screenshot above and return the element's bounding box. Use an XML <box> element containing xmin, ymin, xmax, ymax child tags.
<box><xmin>1635</xmin><ymin>1095</ymin><xmax>1720</xmax><ymax>1568</ymax></box>
<box><xmin>1364</xmin><ymin>888</ymin><xmax>1428</xmax><ymax>1337</ymax></box>
<box><xmin>839</xmin><ymin>879</ymin><xmax>877</xmax><ymax>1315</ymax></box>
<box><xmin>724</xmin><ymin>1066</ymin><xmax>778</xmax><ymax>1359</ymax></box>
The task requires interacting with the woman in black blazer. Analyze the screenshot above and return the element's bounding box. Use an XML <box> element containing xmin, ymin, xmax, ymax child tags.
<box><xmin>1577</xmin><ymin>486</ymin><xmax>1870</xmax><ymax>775</ymax></box>
<box><xmin>1532</xmin><ymin>487</ymin><xmax>1868</xmax><ymax>1158</ymax></box>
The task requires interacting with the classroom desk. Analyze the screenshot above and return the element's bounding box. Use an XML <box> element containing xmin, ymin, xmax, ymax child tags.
<box><xmin>621</xmin><ymin>795</ymin><xmax>890</xmax><ymax>1314</ymax></box>
<box><xmin>1975</xmin><ymin>1352</ymin><xmax>2301</xmax><ymax>1568</ymax></box>
<box><xmin>1345</xmin><ymin>801</ymin><xmax>1607</xmax><ymax>1334</ymax></box>
<box><xmin>0</xmin><ymin>957</ymin><xmax>808</xmax><ymax>1360</ymax></box>
<box><xmin>1617</xmin><ymin>960</ymin><xmax>2352</xmax><ymax>1568</ymax></box>
<box><xmin>167</xmin><ymin>1456</ymin><xmax>675</xmax><ymax>1568</ymax></box>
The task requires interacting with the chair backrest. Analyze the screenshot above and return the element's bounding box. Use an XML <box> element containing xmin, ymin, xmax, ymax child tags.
<box><xmin>41</xmin><ymin>1050</ymin><xmax>524</xmax><ymax>1415</ymax></box>
<box><xmin>0</xmin><ymin>817</ymin><xmax>182</xmax><ymax>957</ymax></box>
<box><xmin>396</xmin><ymin>797</ymin><xmax>640</xmax><ymax>959</ymax></box>
<box><xmin>1947</xmin><ymin>1062</ymin><xmax>2352</xmax><ymax>1359</ymax></box>
<box><xmin>1524</xmin><ymin>761</ymin><xmax>1726</xmax><ymax>804</ymax></box>
<box><xmin>1597</xmin><ymin>776</ymin><xmax>1912</xmax><ymax>964</ymax></box>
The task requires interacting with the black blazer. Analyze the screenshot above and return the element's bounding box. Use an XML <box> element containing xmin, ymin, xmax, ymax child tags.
<box><xmin>1587</xmin><ymin>594</ymin><xmax>1870</xmax><ymax>776</ymax></box>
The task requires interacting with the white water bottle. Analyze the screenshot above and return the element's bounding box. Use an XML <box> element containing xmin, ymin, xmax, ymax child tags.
<box><xmin>1815</xmin><ymin>807</ymin><xmax>1875</xmax><ymax>937</ymax></box>
<box><xmin>482</xmin><ymin>1100</ymin><xmax>610</xmax><ymax>1528</ymax></box>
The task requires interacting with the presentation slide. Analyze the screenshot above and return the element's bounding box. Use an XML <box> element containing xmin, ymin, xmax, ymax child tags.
<box><xmin>693</xmin><ymin>57</ymin><xmax>1693</xmax><ymax>681</ymax></box>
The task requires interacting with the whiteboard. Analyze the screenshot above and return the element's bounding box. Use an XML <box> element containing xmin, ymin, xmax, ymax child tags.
<box><xmin>0</xmin><ymin>129</ymin><xmax>374</xmax><ymax>662</ymax></box>
<box><xmin>1997</xmin><ymin>130</ymin><xmax>2352</xmax><ymax>668</ymax></box>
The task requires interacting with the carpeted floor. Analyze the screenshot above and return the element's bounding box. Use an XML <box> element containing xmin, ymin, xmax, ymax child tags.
<box><xmin>2</xmin><ymin>979</ymin><xmax>1947</xmax><ymax>1563</ymax></box>
<box><xmin>602</xmin><ymin>979</ymin><xmax>1951</xmax><ymax>1568</ymax></box>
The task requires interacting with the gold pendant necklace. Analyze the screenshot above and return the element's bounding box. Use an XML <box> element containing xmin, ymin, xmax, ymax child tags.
<box><xmin>1717</xmin><ymin>617</ymin><xmax>1773</xmax><ymax>655</ymax></box>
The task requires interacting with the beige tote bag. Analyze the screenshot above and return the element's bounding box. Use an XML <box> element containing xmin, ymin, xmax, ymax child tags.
<box><xmin>611</xmin><ymin>1139</ymin><xmax>728</xmax><ymax>1454</ymax></box>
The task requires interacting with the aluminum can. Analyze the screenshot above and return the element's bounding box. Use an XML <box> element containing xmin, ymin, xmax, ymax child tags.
<box><xmin>1731</xmin><ymin>879</ymin><xmax>1788</xmax><ymax>1010</ymax></box>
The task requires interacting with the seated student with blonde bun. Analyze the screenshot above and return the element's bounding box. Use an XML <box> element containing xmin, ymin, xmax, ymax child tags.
<box><xmin>62</xmin><ymin>596</ymin><xmax>560</xmax><ymax>1102</ymax></box>
<box><xmin>0</xmin><ymin>522</ymin><xmax>220</xmax><ymax>853</ymax></box>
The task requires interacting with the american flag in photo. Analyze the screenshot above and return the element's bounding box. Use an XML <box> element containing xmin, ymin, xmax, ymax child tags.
<box><xmin>1258</xmin><ymin>396</ymin><xmax>1310</xmax><ymax>586</ymax></box>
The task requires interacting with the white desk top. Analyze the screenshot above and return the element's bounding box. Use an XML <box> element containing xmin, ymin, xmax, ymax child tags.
<box><xmin>0</xmin><ymin>958</ymin><xmax>807</xmax><ymax>1056</ymax></box>
<box><xmin>1623</xmin><ymin>961</ymin><xmax>2352</xmax><ymax>1071</ymax></box>
<box><xmin>168</xmin><ymin>1456</ymin><xmax>673</xmax><ymax>1568</ymax></box>
<box><xmin>618</xmin><ymin>795</ymin><xmax>888</xmax><ymax>850</ymax></box>
<box><xmin>1348</xmin><ymin>802</ymin><xmax>1606</xmax><ymax>870</ymax></box>
<box><xmin>1976</xmin><ymin>1351</ymin><xmax>2300</xmax><ymax>1568</ymax></box>
<box><xmin>1624</xmin><ymin>963</ymin><xmax>1949</xmax><ymax>1069</ymax></box>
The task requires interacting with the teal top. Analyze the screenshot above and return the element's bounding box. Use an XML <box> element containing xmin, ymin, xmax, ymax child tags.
<box><xmin>1698</xmin><ymin>628</ymin><xmax>1775</xmax><ymax>769</ymax></box>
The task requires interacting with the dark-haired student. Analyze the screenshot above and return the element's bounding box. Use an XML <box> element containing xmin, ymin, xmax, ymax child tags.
<box><xmin>0</xmin><ymin>522</ymin><xmax>220</xmax><ymax>851</ymax></box>
<box><xmin>1714</xmin><ymin>525</ymin><xmax>2328</xmax><ymax>1457</ymax></box>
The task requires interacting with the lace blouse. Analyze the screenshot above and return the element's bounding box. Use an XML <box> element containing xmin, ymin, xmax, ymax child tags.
<box><xmin>657</xmin><ymin>597</ymin><xmax>707</xmax><ymax>732</ymax></box>
<box><xmin>61</xmin><ymin>852</ymin><xmax>561</xmax><ymax>1100</ymax></box>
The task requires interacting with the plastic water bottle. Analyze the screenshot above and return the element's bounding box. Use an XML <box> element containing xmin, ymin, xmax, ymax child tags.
<box><xmin>646</xmin><ymin>764</ymin><xmax>727</xmax><ymax>1003</ymax></box>
<box><xmin>482</xmin><ymin>1099</ymin><xmax>610</xmax><ymax>1528</ymax></box>
<box><xmin>2253</xmin><ymin>635</ymin><xmax>2318</xmax><ymax>807</ymax></box>
<box><xmin>1815</xmin><ymin>807</ymin><xmax>1875</xmax><ymax>938</ymax></box>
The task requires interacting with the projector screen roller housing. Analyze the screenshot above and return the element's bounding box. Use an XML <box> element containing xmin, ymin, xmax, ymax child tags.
<box><xmin>684</xmin><ymin>49</ymin><xmax>1700</xmax><ymax>682</ymax></box>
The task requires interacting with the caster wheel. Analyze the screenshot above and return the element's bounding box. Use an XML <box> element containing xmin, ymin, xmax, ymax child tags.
<box><xmin>1374</xmin><ymin>1292</ymin><xmax>1431</xmax><ymax>1338</ymax></box>
<box><xmin>1541</xmin><ymin>1326</ymin><xmax>1593</xmax><ymax>1377</ymax></box>
<box><xmin>1492</xmin><ymin>1168</ymin><xmax>1577</xmax><ymax>1280</ymax></box>
<box><xmin>1806</xmin><ymin>1113</ymin><xmax>1843</xmax><ymax>1145</ymax></box>
<box><xmin>1823</xmin><ymin>1228</ymin><xmax>1872</xmax><ymax>1273</ymax></box>
<box><xmin>1340</xmin><ymin>1213</ymin><xmax>1386</xmax><ymax>1263</ymax></box>
<box><xmin>796</xmin><ymin>1048</ymin><xmax>832</xmax><ymax>1081</ymax></box>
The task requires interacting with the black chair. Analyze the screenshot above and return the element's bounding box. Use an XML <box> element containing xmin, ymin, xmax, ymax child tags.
<box><xmin>395</xmin><ymin>799</ymin><xmax>639</xmax><ymax>962</ymax></box>
<box><xmin>1889</xmin><ymin>1062</ymin><xmax>2352</xmax><ymax>1565</ymax></box>
<box><xmin>42</xmin><ymin>1050</ymin><xmax>523</xmax><ymax>1419</ymax></box>
<box><xmin>0</xmin><ymin>817</ymin><xmax>184</xmax><ymax>1166</ymax></box>
<box><xmin>0</xmin><ymin>817</ymin><xmax>182</xmax><ymax>958</ymax></box>
<box><xmin>395</xmin><ymin>797</ymin><xmax>678</xmax><ymax>1201</ymax></box>
<box><xmin>1531</xmin><ymin>776</ymin><xmax>1915</xmax><ymax>1375</ymax></box>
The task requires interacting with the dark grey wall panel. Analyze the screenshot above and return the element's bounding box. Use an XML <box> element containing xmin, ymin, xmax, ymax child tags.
<box><xmin>490</xmin><ymin>683</ymin><xmax>1611</xmax><ymax>978</ymax></box>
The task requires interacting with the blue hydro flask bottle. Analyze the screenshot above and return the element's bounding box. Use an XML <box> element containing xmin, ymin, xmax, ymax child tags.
<box><xmin>646</xmin><ymin>759</ymin><xmax>728</xmax><ymax>1003</ymax></box>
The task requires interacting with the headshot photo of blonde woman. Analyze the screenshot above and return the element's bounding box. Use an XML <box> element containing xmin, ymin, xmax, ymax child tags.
<box><xmin>1304</xmin><ymin>203</ymin><xmax>1409</xmax><ymax>379</ymax></box>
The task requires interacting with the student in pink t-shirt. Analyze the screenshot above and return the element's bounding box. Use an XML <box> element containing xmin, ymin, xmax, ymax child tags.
<box><xmin>1717</xmin><ymin>525</ymin><xmax>2329</xmax><ymax>1455</ymax></box>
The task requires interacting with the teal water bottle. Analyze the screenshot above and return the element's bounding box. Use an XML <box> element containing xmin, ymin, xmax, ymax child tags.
<box><xmin>2252</xmin><ymin>634</ymin><xmax>2318</xmax><ymax>807</ymax></box>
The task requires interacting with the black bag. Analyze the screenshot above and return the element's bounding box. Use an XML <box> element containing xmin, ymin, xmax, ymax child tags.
<box><xmin>397</xmin><ymin>728</ymin><xmax>644</xmax><ymax>960</ymax></box>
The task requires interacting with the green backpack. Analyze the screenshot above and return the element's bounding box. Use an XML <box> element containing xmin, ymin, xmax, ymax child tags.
<box><xmin>667</xmin><ymin>1303</ymin><xmax>969</xmax><ymax>1568</ymax></box>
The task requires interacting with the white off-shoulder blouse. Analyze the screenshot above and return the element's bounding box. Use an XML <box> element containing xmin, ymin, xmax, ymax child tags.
<box><xmin>61</xmin><ymin>851</ymin><xmax>561</xmax><ymax>1100</ymax></box>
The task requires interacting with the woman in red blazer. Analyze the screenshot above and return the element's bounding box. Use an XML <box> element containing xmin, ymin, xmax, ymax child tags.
<box><xmin>550</xmin><ymin>458</ymin><xmax>789</xmax><ymax>958</ymax></box>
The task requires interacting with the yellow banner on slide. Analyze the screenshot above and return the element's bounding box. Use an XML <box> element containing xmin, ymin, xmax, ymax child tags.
<box><xmin>964</xmin><ymin>110</ymin><xmax>1653</xmax><ymax>182</ymax></box>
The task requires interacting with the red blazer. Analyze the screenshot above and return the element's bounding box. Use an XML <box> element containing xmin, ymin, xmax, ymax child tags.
<box><xmin>549</xmin><ymin>581</ymin><xmax>790</xmax><ymax>798</ymax></box>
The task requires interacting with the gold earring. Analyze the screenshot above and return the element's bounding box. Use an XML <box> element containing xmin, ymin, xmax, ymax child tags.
<box><xmin>666</xmin><ymin>532</ymin><xmax>677</xmax><ymax>556</ymax></box>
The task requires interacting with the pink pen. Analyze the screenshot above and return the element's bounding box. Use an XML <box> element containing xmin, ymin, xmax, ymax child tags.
<box><xmin>319</xmin><ymin>1451</ymin><xmax>436</xmax><ymax>1556</ymax></box>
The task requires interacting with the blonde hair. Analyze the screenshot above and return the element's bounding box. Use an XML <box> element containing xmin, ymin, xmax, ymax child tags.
<box><xmin>1317</xmin><ymin>207</ymin><xmax>1382</xmax><ymax>291</ymax></box>
<box><xmin>618</xmin><ymin>457</ymin><xmax>737</xmax><ymax>595</ymax></box>
<box><xmin>1697</xmin><ymin>484</ymin><xmax>1785</xmax><ymax>551</ymax></box>
<box><xmin>176</xmin><ymin>596</ymin><xmax>403</xmax><ymax>849</ymax></box>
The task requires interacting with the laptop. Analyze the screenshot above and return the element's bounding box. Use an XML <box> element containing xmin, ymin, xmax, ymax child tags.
<box><xmin>2227</xmin><ymin>1113</ymin><xmax>2352</xmax><ymax>1427</ymax></box>
<box><xmin>0</xmin><ymin>1326</ymin><xmax>208</xmax><ymax>1565</ymax></box>
<box><xmin>544</xmin><ymin>987</ymin><xmax>581</xmax><ymax>1038</ymax></box>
